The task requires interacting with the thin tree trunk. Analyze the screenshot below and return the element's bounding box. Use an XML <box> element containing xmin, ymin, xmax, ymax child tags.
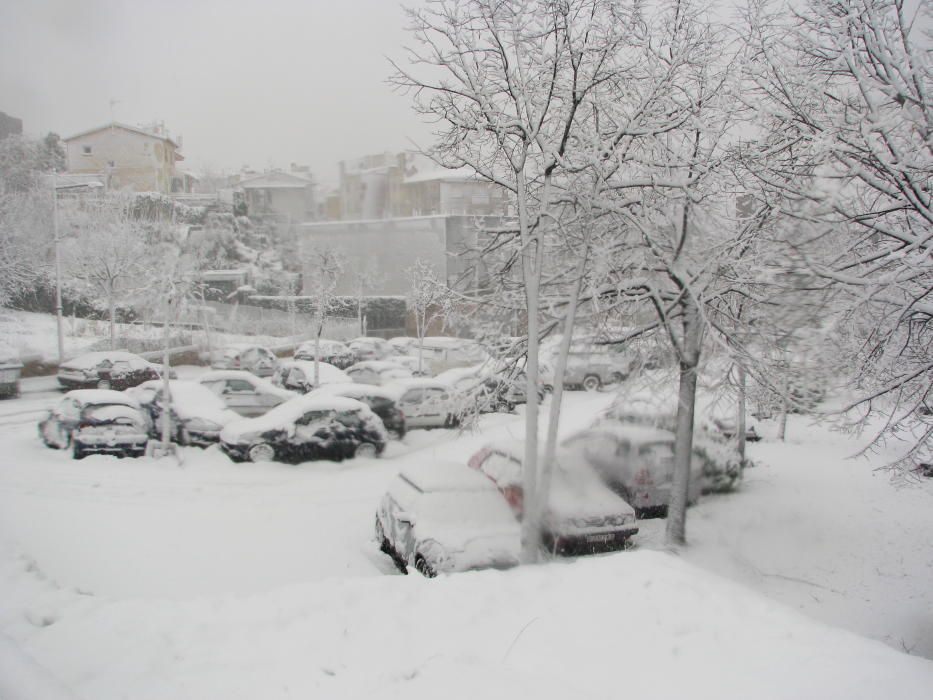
<box><xmin>160</xmin><ymin>295</ymin><xmax>174</xmax><ymax>448</ymax></box>
<box><xmin>108</xmin><ymin>282</ymin><xmax>116</xmax><ymax>351</ymax></box>
<box><xmin>517</xmin><ymin>169</ymin><xmax>542</xmax><ymax>563</ymax></box>
<box><xmin>778</xmin><ymin>408</ymin><xmax>787</xmax><ymax>441</ymax></box>
<box><xmin>737</xmin><ymin>364</ymin><xmax>747</xmax><ymax>462</ymax></box>
<box><xmin>666</xmin><ymin>295</ymin><xmax>701</xmax><ymax>547</ymax></box>
<box><xmin>536</xmin><ymin>261</ymin><xmax>586</xmax><ymax>552</ymax></box>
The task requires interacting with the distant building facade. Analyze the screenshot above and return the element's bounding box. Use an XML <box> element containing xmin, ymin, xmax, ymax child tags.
<box><xmin>297</xmin><ymin>215</ymin><xmax>497</xmax><ymax>297</ymax></box>
<box><xmin>0</xmin><ymin>111</ymin><xmax>22</xmax><ymax>140</ymax></box>
<box><xmin>63</xmin><ymin>122</ymin><xmax>188</xmax><ymax>194</ymax></box>
<box><xmin>324</xmin><ymin>152</ymin><xmax>509</xmax><ymax>221</ymax></box>
<box><xmin>234</xmin><ymin>170</ymin><xmax>315</xmax><ymax>222</ymax></box>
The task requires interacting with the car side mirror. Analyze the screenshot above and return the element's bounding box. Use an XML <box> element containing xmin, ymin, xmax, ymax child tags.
<box><xmin>396</xmin><ymin>511</ymin><xmax>416</xmax><ymax>525</ymax></box>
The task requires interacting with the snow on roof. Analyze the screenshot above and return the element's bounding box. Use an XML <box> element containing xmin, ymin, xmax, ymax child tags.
<box><xmin>64</xmin><ymin>122</ymin><xmax>179</xmax><ymax>148</ymax></box>
<box><xmin>136</xmin><ymin>379</ymin><xmax>235</xmax><ymax>424</ymax></box>
<box><xmin>580</xmin><ymin>422</ymin><xmax>676</xmax><ymax>444</ymax></box>
<box><xmin>222</xmin><ymin>394</ymin><xmax>368</xmax><ymax>437</ymax></box>
<box><xmin>402</xmin><ymin>168</ymin><xmax>477</xmax><ymax>184</ymax></box>
<box><xmin>60</xmin><ymin>351</ymin><xmax>151</xmax><ymax>370</ymax></box>
<box><xmin>237</xmin><ymin>171</ymin><xmax>312</xmax><ymax>189</ymax></box>
<box><xmin>383</xmin><ymin>377</ymin><xmax>455</xmax><ymax>394</ymax></box>
<box><xmin>311</xmin><ymin>382</ymin><xmax>398</xmax><ymax>401</ymax></box>
<box><xmin>276</xmin><ymin>360</ymin><xmax>350</xmax><ymax>384</ymax></box>
<box><xmin>63</xmin><ymin>389</ymin><xmax>141</xmax><ymax>407</ymax></box>
<box><xmin>348</xmin><ymin>360</ymin><xmax>410</xmax><ymax>372</ymax></box>
<box><xmin>197</xmin><ymin>370</ymin><xmax>296</xmax><ymax>399</ymax></box>
<box><xmin>400</xmin><ymin>460</ymin><xmax>501</xmax><ymax>493</ymax></box>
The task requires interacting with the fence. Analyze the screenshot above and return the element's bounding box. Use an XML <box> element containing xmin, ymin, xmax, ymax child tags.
<box><xmin>193</xmin><ymin>301</ymin><xmax>361</xmax><ymax>340</ymax></box>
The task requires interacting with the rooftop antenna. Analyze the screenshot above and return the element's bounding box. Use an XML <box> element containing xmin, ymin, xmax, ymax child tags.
<box><xmin>109</xmin><ymin>98</ymin><xmax>121</xmax><ymax>127</ymax></box>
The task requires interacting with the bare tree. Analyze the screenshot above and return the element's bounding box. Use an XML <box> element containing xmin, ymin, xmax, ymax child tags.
<box><xmin>741</xmin><ymin>0</ymin><xmax>933</xmax><ymax>468</ymax></box>
<box><xmin>61</xmin><ymin>196</ymin><xmax>148</xmax><ymax>350</ymax></box>
<box><xmin>406</xmin><ymin>258</ymin><xmax>451</xmax><ymax>373</ymax></box>
<box><xmin>302</xmin><ymin>245</ymin><xmax>345</xmax><ymax>385</ymax></box>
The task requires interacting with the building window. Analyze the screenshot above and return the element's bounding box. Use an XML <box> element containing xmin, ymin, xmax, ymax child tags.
<box><xmin>82</xmin><ymin>145</ymin><xmax>92</xmax><ymax>155</ymax></box>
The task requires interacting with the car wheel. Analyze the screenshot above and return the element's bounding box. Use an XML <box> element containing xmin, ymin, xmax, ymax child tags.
<box><xmin>582</xmin><ymin>375</ymin><xmax>601</xmax><ymax>392</ymax></box>
<box><xmin>387</xmin><ymin>428</ymin><xmax>405</xmax><ymax>441</ymax></box>
<box><xmin>414</xmin><ymin>555</ymin><xmax>437</xmax><ymax>578</ymax></box>
<box><xmin>610</xmin><ymin>372</ymin><xmax>625</xmax><ymax>384</ymax></box>
<box><xmin>354</xmin><ymin>442</ymin><xmax>378</xmax><ymax>459</ymax></box>
<box><xmin>72</xmin><ymin>439</ymin><xmax>86</xmax><ymax>460</ymax></box>
<box><xmin>248</xmin><ymin>442</ymin><xmax>276</xmax><ymax>462</ymax></box>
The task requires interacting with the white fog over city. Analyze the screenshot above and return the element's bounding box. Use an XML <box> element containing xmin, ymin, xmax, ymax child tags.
<box><xmin>0</xmin><ymin>1</ymin><xmax>931</xmax><ymax>698</ymax></box>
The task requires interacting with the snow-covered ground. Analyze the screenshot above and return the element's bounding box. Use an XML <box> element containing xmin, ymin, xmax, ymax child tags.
<box><xmin>0</xmin><ymin>308</ymin><xmax>311</xmax><ymax>365</ymax></box>
<box><xmin>0</xmin><ymin>374</ymin><xmax>931</xmax><ymax>698</ymax></box>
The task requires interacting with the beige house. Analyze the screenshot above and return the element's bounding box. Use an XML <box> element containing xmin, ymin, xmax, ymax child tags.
<box><xmin>64</xmin><ymin>122</ymin><xmax>187</xmax><ymax>194</ymax></box>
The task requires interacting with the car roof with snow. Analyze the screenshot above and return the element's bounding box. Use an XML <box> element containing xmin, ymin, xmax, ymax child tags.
<box><xmin>567</xmin><ymin>422</ymin><xmax>676</xmax><ymax>445</ymax></box>
<box><xmin>218</xmin><ymin>343</ymin><xmax>272</xmax><ymax>352</ymax></box>
<box><xmin>398</xmin><ymin>460</ymin><xmax>503</xmax><ymax>494</ymax></box>
<box><xmin>228</xmin><ymin>394</ymin><xmax>371</xmax><ymax>433</ymax></box>
<box><xmin>349</xmin><ymin>337</ymin><xmax>388</xmax><ymax>346</ymax></box>
<box><xmin>312</xmin><ymin>382</ymin><xmax>400</xmax><ymax>401</ymax></box>
<box><xmin>348</xmin><ymin>360</ymin><xmax>411</xmax><ymax>372</ymax></box>
<box><xmin>60</xmin><ymin>351</ymin><xmax>151</xmax><ymax>370</ymax></box>
<box><xmin>381</xmin><ymin>377</ymin><xmax>455</xmax><ymax>398</ymax></box>
<box><xmin>296</xmin><ymin>339</ymin><xmax>348</xmax><ymax>351</ymax></box>
<box><xmin>277</xmin><ymin>360</ymin><xmax>351</xmax><ymax>382</ymax></box>
<box><xmin>132</xmin><ymin>380</ymin><xmax>236</xmax><ymax>423</ymax></box>
<box><xmin>63</xmin><ymin>389</ymin><xmax>142</xmax><ymax>407</ymax></box>
<box><xmin>197</xmin><ymin>370</ymin><xmax>296</xmax><ymax>397</ymax></box>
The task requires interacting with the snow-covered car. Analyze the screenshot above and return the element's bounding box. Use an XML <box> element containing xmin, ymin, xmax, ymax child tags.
<box><xmin>348</xmin><ymin>337</ymin><xmax>393</xmax><ymax>362</ymax></box>
<box><xmin>387</xmin><ymin>336</ymin><xmax>419</xmax><ymax>356</ymax></box>
<box><xmin>198</xmin><ymin>370</ymin><xmax>297</xmax><ymax>417</ymax></box>
<box><xmin>386</xmin><ymin>354</ymin><xmax>432</xmax><ymax>377</ymax></box>
<box><xmin>38</xmin><ymin>389</ymin><xmax>150</xmax><ymax>459</ymax></box>
<box><xmin>561</xmin><ymin>423</ymin><xmax>704</xmax><ymax>516</ymax></box>
<box><xmin>376</xmin><ymin>461</ymin><xmax>521</xmax><ymax>577</ymax></box>
<box><xmin>539</xmin><ymin>338</ymin><xmax>635</xmax><ymax>391</ymax></box>
<box><xmin>57</xmin><ymin>350</ymin><xmax>162</xmax><ymax>391</ymax></box>
<box><xmin>312</xmin><ymin>382</ymin><xmax>407</xmax><ymax>439</ymax></box>
<box><xmin>345</xmin><ymin>360</ymin><xmax>414</xmax><ymax>386</ymax></box>
<box><xmin>438</xmin><ymin>363</ymin><xmax>542</xmax><ymax>414</ymax></box>
<box><xmin>293</xmin><ymin>339</ymin><xmax>354</xmax><ymax>369</ymax></box>
<box><xmin>210</xmin><ymin>344</ymin><xmax>278</xmax><ymax>377</ymax></box>
<box><xmin>383</xmin><ymin>378</ymin><xmax>460</xmax><ymax>429</ymax></box>
<box><xmin>128</xmin><ymin>380</ymin><xmax>240</xmax><ymax>446</ymax></box>
<box><xmin>0</xmin><ymin>344</ymin><xmax>23</xmax><ymax>398</ymax></box>
<box><xmin>219</xmin><ymin>395</ymin><xmax>388</xmax><ymax>463</ymax></box>
<box><xmin>271</xmin><ymin>360</ymin><xmax>351</xmax><ymax>394</ymax></box>
<box><xmin>468</xmin><ymin>440</ymin><xmax>639</xmax><ymax>554</ymax></box>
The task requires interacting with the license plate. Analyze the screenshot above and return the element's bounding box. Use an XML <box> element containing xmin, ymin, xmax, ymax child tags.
<box><xmin>585</xmin><ymin>533</ymin><xmax>614</xmax><ymax>543</ymax></box>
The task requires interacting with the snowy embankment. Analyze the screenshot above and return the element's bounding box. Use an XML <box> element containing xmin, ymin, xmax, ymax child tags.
<box><xmin>1</xmin><ymin>388</ymin><xmax>932</xmax><ymax>697</ymax></box>
<box><xmin>0</xmin><ymin>308</ymin><xmax>309</xmax><ymax>366</ymax></box>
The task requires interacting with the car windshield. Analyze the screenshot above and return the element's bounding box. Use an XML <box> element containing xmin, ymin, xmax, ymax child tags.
<box><xmin>81</xmin><ymin>404</ymin><xmax>141</xmax><ymax>425</ymax></box>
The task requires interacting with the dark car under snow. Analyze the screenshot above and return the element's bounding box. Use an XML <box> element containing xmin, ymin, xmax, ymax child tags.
<box><xmin>219</xmin><ymin>394</ymin><xmax>388</xmax><ymax>464</ymax></box>
<box><xmin>39</xmin><ymin>389</ymin><xmax>151</xmax><ymax>459</ymax></box>
<box><xmin>57</xmin><ymin>351</ymin><xmax>163</xmax><ymax>391</ymax></box>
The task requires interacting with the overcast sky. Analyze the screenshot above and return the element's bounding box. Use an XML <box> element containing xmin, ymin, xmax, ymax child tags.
<box><xmin>0</xmin><ymin>0</ymin><xmax>432</xmax><ymax>187</ymax></box>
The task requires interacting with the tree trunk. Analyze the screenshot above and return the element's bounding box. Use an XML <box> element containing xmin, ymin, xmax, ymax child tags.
<box><xmin>536</xmin><ymin>256</ymin><xmax>586</xmax><ymax>551</ymax></box>
<box><xmin>666</xmin><ymin>295</ymin><xmax>701</xmax><ymax>547</ymax></box>
<box><xmin>160</xmin><ymin>296</ymin><xmax>174</xmax><ymax>448</ymax></box>
<box><xmin>108</xmin><ymin>282</ymin><xmax>116</xmax><ymax>351</ymax></box>
<box><xmin>737</xmin><ymin>364</ymin><xmax>747</xmax><ymax>462</ymax></box>
<box><xmin>778</xmin><ymin>408</ymin><xmax>787</xmax><ymax>442</ymax></box>
<box><xmin>517</xmin><ymin>169</ymin><xmax>542</xmax><ymax>562</ymax></box>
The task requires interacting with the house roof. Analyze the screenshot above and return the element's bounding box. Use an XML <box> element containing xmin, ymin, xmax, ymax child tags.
<box><xmin>63</xmin><ymin>122</ymin><xmax>180</xmax><ymax>148</ymax></box>
<box><xmin>237</xmin><ymin>171</ymin><xmax>313</xmax><ymax>190</ymax></box>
